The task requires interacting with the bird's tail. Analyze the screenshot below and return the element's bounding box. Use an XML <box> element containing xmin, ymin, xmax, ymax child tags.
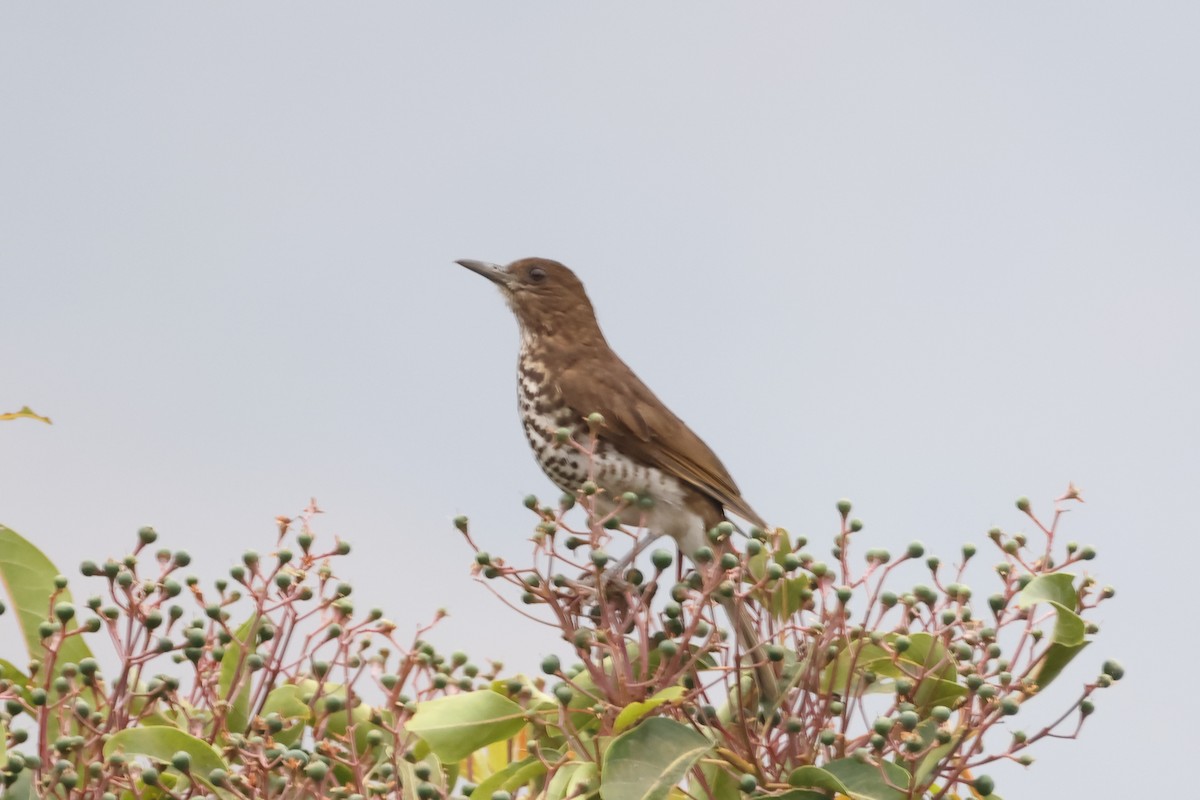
<box><xmin>718</xmin><ymin>593</ymin><xmax>779</xmax><ymax>706</ymax></box>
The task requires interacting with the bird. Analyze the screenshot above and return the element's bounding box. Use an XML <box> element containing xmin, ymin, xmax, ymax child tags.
<box><xmin>456</xmin><ymin>256</ymin><xmax>778</xmax><ymax>702</ymax></box>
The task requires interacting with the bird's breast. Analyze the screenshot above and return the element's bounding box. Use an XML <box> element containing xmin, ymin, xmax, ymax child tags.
<box><xmin>516</xmin><ymin>349</ymin><xmax>703</xmax><ymax>549</ymax></box>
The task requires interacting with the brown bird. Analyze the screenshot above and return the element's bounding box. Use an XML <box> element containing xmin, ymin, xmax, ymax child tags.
<box><xmin>457</xmin><ymin>256</ymin><xmax>778</xmax><ymax>701</ymax></box>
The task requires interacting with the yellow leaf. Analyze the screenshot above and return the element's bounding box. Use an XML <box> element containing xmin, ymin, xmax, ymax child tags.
<box><xmin>0</xmin><ymin>406</ymin><xmax>51</xmax><ymax>424</ymax></box>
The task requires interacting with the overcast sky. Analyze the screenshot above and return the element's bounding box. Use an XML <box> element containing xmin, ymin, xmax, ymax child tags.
<box><xmin>3</xmin><ymin>3</ymin><xmax>1197</xmax><ymax>796</ymax></box>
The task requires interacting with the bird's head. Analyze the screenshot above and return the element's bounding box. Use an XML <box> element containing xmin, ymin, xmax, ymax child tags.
<box><xmin>456</xmin><ymin>257</ymin><xmax>599</xmax><ymax>339</ymax></box>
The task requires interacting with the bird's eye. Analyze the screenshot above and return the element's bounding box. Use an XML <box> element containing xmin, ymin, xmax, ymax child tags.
<box><xmin>529</xmin><ymin>267</ymin><xmax>547</xmax><ymax>283</ymax></box>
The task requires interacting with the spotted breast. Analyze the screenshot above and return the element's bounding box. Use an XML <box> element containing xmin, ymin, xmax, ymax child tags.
<box><xmin>517</xmin><ymin>339</ymin><xmax>707</xmax><ymax>556</ymax></box>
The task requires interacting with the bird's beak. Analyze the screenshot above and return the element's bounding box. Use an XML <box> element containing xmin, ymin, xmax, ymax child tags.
<box><xmin>456</xmin><ymin>259</ymin><xmax>514</xmax><ymax>288</ymax></box>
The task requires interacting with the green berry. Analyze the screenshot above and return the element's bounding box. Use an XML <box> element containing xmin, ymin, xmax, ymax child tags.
<box><xmin>541</xmin><ymin>655</ymin><xmax>561</xmax><ymax>675</ymax></box>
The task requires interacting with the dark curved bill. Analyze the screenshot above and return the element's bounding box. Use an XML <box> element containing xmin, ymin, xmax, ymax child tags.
<box><xmin>455</xmin><ymin>259</ymin><xmax>512</xmax><ymax>287</ymax></box>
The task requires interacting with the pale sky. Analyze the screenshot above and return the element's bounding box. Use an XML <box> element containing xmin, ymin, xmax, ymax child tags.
<box><xmin>3</xmin><ymin>4</ymin><xmax>1197</xmax><ymax>797</ymax></box>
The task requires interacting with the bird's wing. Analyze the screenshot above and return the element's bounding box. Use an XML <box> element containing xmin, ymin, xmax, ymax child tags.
<box><xmin>556</xmin><ymin>358</ymin><xmax>768</xmax><ymax>530</ymax></box>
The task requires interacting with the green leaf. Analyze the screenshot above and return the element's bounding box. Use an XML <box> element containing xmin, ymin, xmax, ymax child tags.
<box><xmin>104</xmin><ymin>727</ymin><xmax>230</xmax><ymax>795</ymax></box>
<box><xmin>910</xmin><ymin>677</ymin><xmax>967</xmax><ymax>713</ymax></box>
<box><xmin>217</xmin><ymin>616</ymin><xmax>261</xmax><ymax>735</ymax></box>
<box><xmin>695</xmin><ymin>759</ymin><xmax>740</xmax><ymax>800</ymax></box>
<box><xmin>600</xmin><ymin>717</ymin><xmax>711</xmax><ymax>800</ymax></box>
<box><xmin>296</xmin><ymin>678</ymin><xmax>386</xmax><ymax>756</ymax></box>
<box><xmin>892</xmin><ymin>633</ymin><xmax>956</xmax><ymax>682</ymax></box>
<box><xmin>0</xmin><ymin>406</ymin><xmax>51</xmax><ymax>424</ymax></box>
<box><xmin>408</xmin><ymin>691</ymin><xmax>527</xmax><ymax>762</ymax></box>
<box><xmin>565</xmin><ymin>643</ymin><xmax>660</xmax><ymax>732</ymax></box>
<box><xmin>472</xmin><ymin>753</ymin><xmax>552</xmax><ymax>800</ymax></box>
<box><xmin>820</xmin><ymin>640</ymin><xmax>891</xmax><ymax>695</ymax></box>
<box><xmin>490</xmin><ymin>674</ymin><xmax>558</xmax><ymax>711</ymax></box>
<box><xmin>821</xmin><ymin>632</ymin><xmax>964</xmax><ymax>712</ymax></box>
<box><xmin>546</xmin><ymin>762</ymin><xmax>585</xmax><ymax>800</ymax></box>
<box><xmin>572</xmin><ymin>763</ymin><xmax>600</xmax><ymax>799</ymax></box>
<box><xmin>614</xmin><ymin>686</ymin><xmax>686</xmax><ymax>733</ymax></box>
<box><xmin>0</xmin><ymin>658</ymin><xmax>30</xmax><ymax>689</ymax></box>
<box><xmin>1020</xmin><ymin>593</ymin><xmax>1088</xmax><ymax>690</ymax></box>
<box><xmin>1017</xmin><ymin>573</ymin><xmax>1077</xmax><ymax>611</ymax></box>
<box><xmin>397</xmin><ymin>753</ymin><xmax>447</xmax><ymax>800</ymax></box>
<box><xmin>260</xmin><ymin>683</ymin><xmax>313</xmax><ymax>747</ymax></box>
<box><xmin>0</xmin><ymin>525</ymin><xmax>95</xmax><ymax>669</ymax></box>
<box><xmin>1033</xmin><ymin>641</ymin><xmax>1090</xmax><ymax>689</ymax></box>
<box><xmin>1013</xmin><ymin>577</ymin><xmax>1090</xmax><ymax>690</ymax></box>
<box><xmin>789</xmin><ymin>758</ymin><xmax>912</xmax><ymax>800</ymax></box>
<box><xmin>1047</xmin><ymin>602</ymin><xmax>1085</xmax><ymax>647</ymax></box>
<box><xmin>0</xmin><ymin>769</ymin><xmax>35</xmax><ymax>800</ymax></box>
<box><xmin>912</xmin><ymin>720</ymin><xmax>962</xmax><ymax>786</ymax></box>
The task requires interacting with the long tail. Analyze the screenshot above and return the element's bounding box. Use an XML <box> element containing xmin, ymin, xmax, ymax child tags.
<box><xmin>718</xmin><ymin>593</ymin><xmax>779</xmax><ymax>705</ymax></box>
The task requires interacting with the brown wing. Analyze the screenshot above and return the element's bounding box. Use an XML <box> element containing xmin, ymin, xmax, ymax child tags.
<box><xmin>556</xmin><ymin>357</ymin><xmax>768</xmax><ymax>529</ymax></box>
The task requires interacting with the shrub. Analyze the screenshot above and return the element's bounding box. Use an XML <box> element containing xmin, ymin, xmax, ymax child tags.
<box><xmin>0</xmin><ymin>440</ymin><xmax>1120</xmax><ymax>800</ymax></box>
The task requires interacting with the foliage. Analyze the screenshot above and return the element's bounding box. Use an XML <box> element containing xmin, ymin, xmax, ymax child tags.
<box><xmin>441</xmin><ymin>430</ymin><xmax>1120</xmax><ymax>800</ymax></box>
<box><xmin>0</xmin><ymin>425</ymin><xmax>1121</xmax><ymax>800</ymax></box>
<box><xmin>0</xmin><ymin>504</ymin><xmax>479</xmax><ymax>799</ymax></box>
<box><xmin>0</xmin><ymin>407</ymin><xmax>51</xmax><ymax>425</ymax></box>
